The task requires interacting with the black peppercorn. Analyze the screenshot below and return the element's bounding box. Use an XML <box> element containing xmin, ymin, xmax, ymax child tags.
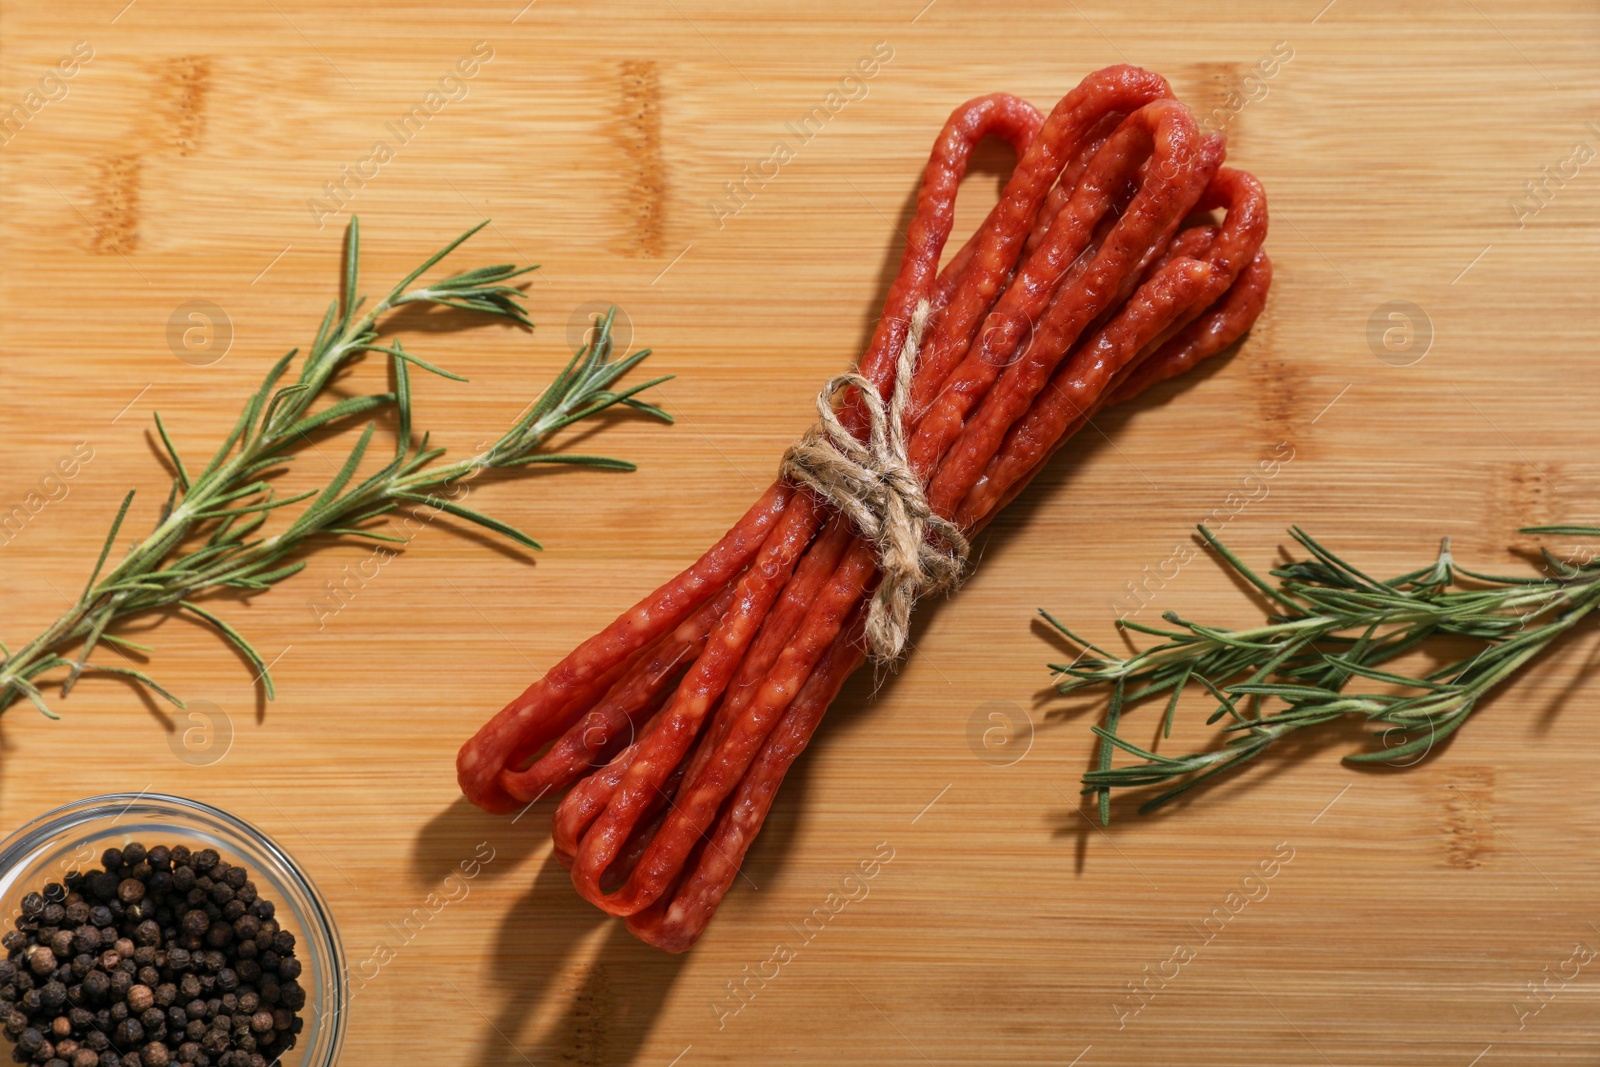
<box><xmin>48</xmin><ymin>932</ymin><xmax>73</xmax><ymax>960</ymax></box>
<box><xmin>112</xmin><ymin>1018</ymin><xmax>142</xmax><ymax>1048</ymax></box>
<box><xmin>79</xmin><ymin>973</ymin><xmax>108</xmax><ymax>1004</ymax></box>
<box><xmin>69</xmin><ymin>929</ymin><xmax>95</xmax><ymax>958</ymax></box>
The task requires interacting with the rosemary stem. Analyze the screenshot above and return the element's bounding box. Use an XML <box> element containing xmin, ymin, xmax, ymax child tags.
<box><xmin>0</xmin><ymin>219</ymin><xmax>667</xmax><ymax>719</ymax></box>
<box><xmin>1053</xmin><ymin>527</ymin><xmax>1600</xmax><ymax>819</ymax></box>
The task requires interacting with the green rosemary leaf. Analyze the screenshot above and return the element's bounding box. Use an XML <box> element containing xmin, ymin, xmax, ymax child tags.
<box><xmin>324</xmin><ymin>527</ymin><xmax>409</xmax><ymax>543</ymax></box>
<box><xmin>1137</xmin><ymin>741</ymin><xmax>1273</xmax><ymax>815</ymax></box>
<box><xmin>1290</xmin><ymin>526</ymin><xmax>1386</xmax><ymax>590</ymax></box>
<box><xmin>498</xmin><ymin>454</ymin><xmax>638</xmax><ymax>471</ymax></box>
<box><xmin>13</xmin><ymin>678</ymin><xmax>59</xmax><ymax>720</ymax></box>
<box><xmin>1116</xmin><ymin>618</ymin><xmax>1190</xmax><ymax>640</ymax></box>
<box><xmin>1452</xmin><ymin>565</ymin><xmax>1563</xmax><ymax>586</ymax></box>
<box><xmin>205</xmin><ymin>481</ymin><xmax>273</xmax><ymax>508</ymax></box>
<box><xmin>97</xmin><ymin>633</ymin><xmax>155</xmax><ymax>654</ymax></box>
<box><xmin>310</xmin><ymin>300</ymin><xmax>340</xmax><ymax>359</ymax></box>
<box><xmin>72</xmin><ymin>663</ymin><xmax>186</xmax><ymax>709</ymax></box>
<box><xmin>1162</xmin><ymin>662</ymin><xmax>1191</xmax><ymax>739</ymax></box>
<box><xmin>393</xmin><ymin>355</ymin><xmax>413</xmax><ymax>459</ymax></box>
<box><xmin>179</xmin><ymin>601</ymin><xmax>274</xmax><ymax>700</ymax></box>
<box><xmin>1096</xmin><ymin>678</ymin><xmax>1125</xmax><ymax>825</ymax></box>
<box><xmin>1197</xmin><ymin>672</ymin><xmax>1245</xmax><ymax>725</ymax></box>
<box><xmin>1342</xmin><ymin>704</ymin><xmax>1473</xmax><ymax>764</ymax></box>
<box><xmin>259</xmin><ymin>383</ymin><xmax>315</xmax><ymax>436</ymax></box>
<box><xmin>1198</xmin><ymin>524</ymin><xmax>1300</xmax><ymax>611</ymax></box>
<box><xmin>385</xmin><ymin>219</ymin><xmax>492</xmax><ymax>300</ymax></box>
<box><xmin>1323</xmin><ymin>656</ymin><xmax>1456</xmax><ymax>691</ymax></box>
<box><xmin>342</xmin><ymin>216</ymin><xmax>361</xmax><ymax>331</ymax></box>
<box><xmin>1038</xmin><ymin>609</ymin><xmax>1115</xmax><ymax>658</ymax></box>
<box><xmin>1227</xmin><ymin>682</ymin><xmax>1343</xmax><ymax>700</ymax></box>
<box><xmin>303</xmin><ymin>424</ymin><xmax>375</xmax><ymax>520</ymax></box>
<box><xmin>83</xmin><ymin>490</ymin><xmax>136</xmax><ymax>600</ymax></box>
<box><xmin>192</xmin><ymin>488</ymin><xmax>320</xmax><ymax>521</ymax></box>
<box><xmin>228</xmin><ymin>560</ymin><xmax>309</xmax><ymax>587</ymax></box>
<box><xmin>362</xmin><ymin>341</ymin><xmax>468</xmax><ymax>383</ymax></box>
<box><xmin>1089</xmin><ymin>724</ymin><xmax>1187</xmax><ymax>766</ymax></box>
<box><xmin>232</xmin><ymin>350</ymin><xmax>299</xmax><ymax>452</ymax></box>
<box><xmin>281</xmin><ymin>393</ymin><xmax>395</xmax><ymax>442</ymax></box>
<box><xmin>390</xmin><ymin>491</ymin><xmax>541</xmax><ymax>551</ymax></box>
<box><xmin>152</xmin><ymin>412</ymin><xmax>191</xmax><ymax>491</ymax></box>
<box><xmin>621</xmin><ymin>396</ymin><xmax>675</xmax><ymax>423</ymax></box>
<box><xmin>1520</xmin><ymin>525</ymin><xmax>1600</xmax><ymax>537</ymax></box>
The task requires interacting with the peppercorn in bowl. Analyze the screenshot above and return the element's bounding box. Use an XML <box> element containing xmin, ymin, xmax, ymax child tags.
<box><xmin>0</xmin><ymin>795</ymin><xmax>345</xmax><ymax>1067</ymax></box>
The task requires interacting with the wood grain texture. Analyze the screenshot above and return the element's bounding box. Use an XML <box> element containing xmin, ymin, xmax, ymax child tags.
<box><xmin>2</xmin><ymin>1</ymin><xmax>1599</xmax><ymax>1064</ymax></box>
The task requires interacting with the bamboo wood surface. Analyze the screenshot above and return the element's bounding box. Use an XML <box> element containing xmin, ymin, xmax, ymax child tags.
<box><xmin>2</xmin><ymin>1</ymin><xmax>1599</xmax><ymax>1064</ymax></box>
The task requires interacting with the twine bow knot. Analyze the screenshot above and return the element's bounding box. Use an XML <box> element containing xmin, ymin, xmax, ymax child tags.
<box><xmin>779</xmin><ymin>299</ymin><xmax>970</xmax><ymax>663</ymax></box>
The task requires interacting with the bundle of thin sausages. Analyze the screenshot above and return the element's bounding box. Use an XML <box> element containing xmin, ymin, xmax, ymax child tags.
<box><xmin>458</xmin><ymin>65</ymin><xmax>1271</xmax><ymax>951</ymax></box>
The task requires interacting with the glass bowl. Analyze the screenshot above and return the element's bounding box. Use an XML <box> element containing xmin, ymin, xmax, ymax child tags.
<box><xmin>0</xmin><ymin>793</ymin><xmax>346</xmax><ymax>1066</ymax></box>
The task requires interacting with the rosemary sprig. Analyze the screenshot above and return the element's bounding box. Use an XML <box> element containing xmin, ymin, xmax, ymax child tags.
<box><xmin>1046</xmin><ymin>524</ymin><xmax>1600</xmax><ymax>822</ymax></box>
<box><xmin>0</xmin><ymin>218</ymin><xmax>671</xmax><ymax>717</ymax></box>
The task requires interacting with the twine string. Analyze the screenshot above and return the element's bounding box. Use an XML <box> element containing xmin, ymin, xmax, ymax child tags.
<box><xmin>778</xmin><ymin>299</ymin><xmax>970</xmax><ymax>663</ymax></box>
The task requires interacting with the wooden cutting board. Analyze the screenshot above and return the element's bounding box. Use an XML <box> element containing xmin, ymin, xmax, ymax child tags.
<box><xmin>3</xmin><ymin>1</ymin><xmax>1598</xmax><ymax>1063</ymax></box>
